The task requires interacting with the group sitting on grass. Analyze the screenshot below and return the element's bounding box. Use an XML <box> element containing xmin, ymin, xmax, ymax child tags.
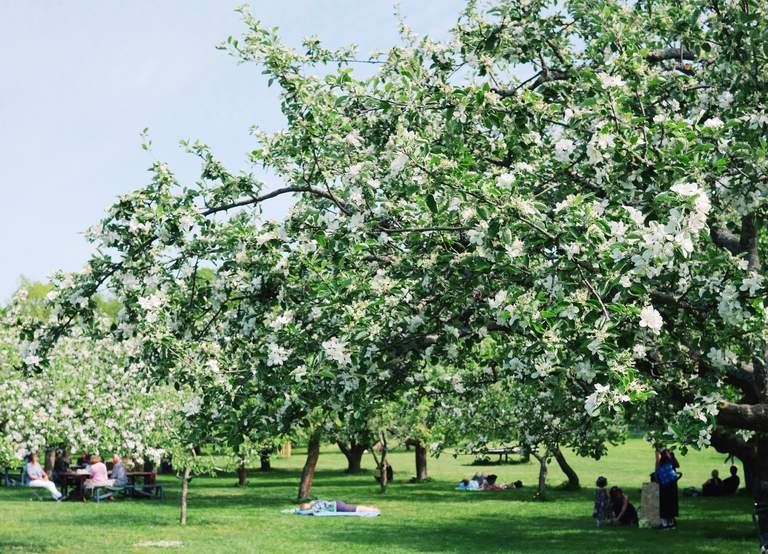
<box><xmin>684</xmin><ymin>466</ymin><xmax>741</xmax><ymax>497</ymax></box>
<box><xmin>456</xmin><ymin>472</ymin><xmax>523</xmax><ymax>491</ymax></box>
<box><xmin>593</xmin><ymin>476</ymin><xmax>638</xmax><ymax>527</ymax></box>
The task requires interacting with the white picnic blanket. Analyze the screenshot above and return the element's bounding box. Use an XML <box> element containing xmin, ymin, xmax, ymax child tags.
<box><xmin>281</xmin><ymin>509</ymin><xmax>379</xmax><ymax>517</ymax></box>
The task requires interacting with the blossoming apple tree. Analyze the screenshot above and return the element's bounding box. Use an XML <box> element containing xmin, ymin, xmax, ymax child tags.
<box><xmin>16</xmin><ymin>0</ymin><xmax>768</xmax><ymax>545</ymax></box>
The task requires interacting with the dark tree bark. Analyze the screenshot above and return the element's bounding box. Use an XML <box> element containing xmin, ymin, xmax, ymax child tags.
<box><xmin>298</xmin><ymin>433</ymin><xmax>321</xmax><ymax>500</ymax></box>
<box><xmin>237</xmin><ymin>461</ymin><xmax>247</xmax><ymax>487</ymax></box>
<box><xmin>414</xmin><ymin>442</ymin><xmax>428</xmax><ymax>481</ymax></box>
<box><xmin>260</xmin><ymin>453</ymin><xmax>271</xmax><ymax>472</ymax></box>
<box><xmin>755</xmin><ymin>438</ymin><xmax>768</xmax><ymax>550</ymax></box>
<box><xmin>553</xmin><ymin>447</ymin><xmax>580</xmax><ymax>490</ymax></box>
<box><xmin>180</xmin><ymin>466</ymin><xmax>191</xmax><ymax>525</ymax></box>
<box><xmin>338</xmin><ymin>442</ymin><xmax>366</xmax><ymax>473</ymax></box>
<box><xmin>44</xmin><ymin>449</ymin><xmax>56</xmax><ymax>474</ymax></box>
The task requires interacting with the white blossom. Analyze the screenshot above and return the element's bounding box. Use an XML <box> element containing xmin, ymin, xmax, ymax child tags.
<box><xmin>639</xmin><ymin>305</ymin><xmax>663</xmax><ymax>333</ymax></box>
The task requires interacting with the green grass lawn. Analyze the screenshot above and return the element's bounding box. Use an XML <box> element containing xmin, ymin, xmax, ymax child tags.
<box><xmin>0</xmin><ymin>439</ymin><xmax>757</xmax><ymax>553</ymax></box>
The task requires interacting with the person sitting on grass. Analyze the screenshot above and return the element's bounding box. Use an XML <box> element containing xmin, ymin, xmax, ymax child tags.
<box><xmin>720</xmin><ymin>465</ymin><xmax>740</xmax><ymax>496</ymax></box>
<box><xmin>109</xmin><ymin>454</ymin><xmax>128</xmax><ymax>487</ymax></box>
<box><xmin>609</xmin><ymin>486</ymin><xmax>638</xmax><ymax>526</ymax></box>
<box><xmin>593</xmin><ymin>476</ymin><xmax>612</xmax><ymax>527</ymax></box>
<box><xmin>25</xmin><ymin>452</ymin><xmax>63</xmax><ymax>501</ymax></box>
<box><xmin>702</xmin><ymin>469</ymin><xmax>723</xmax><ymax>496</ymax></box>
<box><xmin>298</xmin><ymin>500</ymin><xmax>380</xmax><ymax>514</ymax></box>
<box><xmin>84</xmin><ymin>455</ymin><xmax>113</xmax><ymax>491</ymax></box>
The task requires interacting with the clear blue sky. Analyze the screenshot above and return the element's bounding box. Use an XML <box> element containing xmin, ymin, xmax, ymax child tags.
<box><xmin>0</xmin><ymin>0</ymin><xmax>465</xmax><ymax>300</ymax></box>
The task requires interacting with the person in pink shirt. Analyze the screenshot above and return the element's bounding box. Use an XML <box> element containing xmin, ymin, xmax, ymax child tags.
<box><xmin>84</xmin><ymin>455</ymin><xmax>113</xmax><ymax>490</ymax></box>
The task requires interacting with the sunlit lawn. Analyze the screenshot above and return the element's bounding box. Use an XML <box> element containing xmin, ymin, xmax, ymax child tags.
<box><xmin>0</xmin><ymin>438</ymin><xmax>756</xmax><ymax>553</ymax></box>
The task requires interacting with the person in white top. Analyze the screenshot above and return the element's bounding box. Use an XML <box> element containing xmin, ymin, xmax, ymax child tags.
<box><xmin>25</xmin><ymin>452</ymin><xmax>63</xmax><ymax>500</ymax></box>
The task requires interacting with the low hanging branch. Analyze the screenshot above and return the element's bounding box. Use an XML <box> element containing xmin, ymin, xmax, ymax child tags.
<box><xmin>202</xmin><ymin>186</ymin><xmax>351</xmax><ymax>216</ymax></box>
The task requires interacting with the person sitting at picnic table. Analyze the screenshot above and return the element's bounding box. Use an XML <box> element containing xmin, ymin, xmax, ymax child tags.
<box><xmin>702</xmin><ymin>469</ymin><xmax>723</xmax><ymax>496</ymax></box>
<box><xmin>609</xmin><ymin>486</ymin><xmax>638</xmax><ymax>526</ymax></box>
<box><xmin>76</xmin><ymin>449</ymin><xmax>90</xmax><ymax>469</ymax></box>
<box><xmin>109</xmin><ymin>455</ymin><xmax>128</xmax><ymax>487</ymax></box>
<box><xmin>298</xmin><ymin>500</ymin><xmax>380</xmax><ymax>514</ymax></box>
<box><xmin>84</xmin><ymin>455</ymin><xmax>113</xmax><ymax>491</ymax></box>
<box><xmin>52</xmin><ymin>450</ymin><xmax>71</xmax><ymax>485</ymax></box>
<box><xmin>25</xmin><ymin>452</ymin><xmax>63</xmax><ymax>500</ymax></box>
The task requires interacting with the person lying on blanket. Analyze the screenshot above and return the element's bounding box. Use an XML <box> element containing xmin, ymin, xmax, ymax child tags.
<box><xmin>299</xmin><ymin>500</ymin><xmax>380</xmax><ymax>514</ymax></box>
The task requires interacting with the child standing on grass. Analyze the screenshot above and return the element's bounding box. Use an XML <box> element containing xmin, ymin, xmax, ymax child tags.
<box><xmin>593</xmin><ymin>476</ymin><xmax>611</xmax><ymax>527</ymax></box>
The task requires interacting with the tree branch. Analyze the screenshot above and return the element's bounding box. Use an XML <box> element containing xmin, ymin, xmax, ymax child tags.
<box><xmin>739</xmin><ymin>214</ymin><xmax>760</xmax><ymax>271</ymax></box>
<box><xmin>646</xmin><ymin>48</ymin><xmax>696</xmax><ymax>63</ymax></box>
<box><xmin>717</xmin><ymin>402</ymin><xmax>768</xmax><ymax>432</ymax></box>
<box><xmin>202</xmin><ymin>186</ymin><xmax>350</xmax><ymax>216</ymax></box>
<box><xmin>710</xmin><ymin>227</ymin><xmax>741</xmax><ymax>255</ymax></box>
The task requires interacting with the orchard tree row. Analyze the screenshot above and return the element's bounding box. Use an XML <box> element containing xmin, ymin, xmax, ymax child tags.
<box><xmin>3</xmin><ymin>0</ymin><xmax>768</xmax><ymax>544</ymax></box>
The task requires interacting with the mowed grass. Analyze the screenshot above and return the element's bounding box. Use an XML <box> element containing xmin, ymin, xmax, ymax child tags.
<box><xmin>0</xmin><ymin>439</ymin><xmax>757</xmax><ymax>553</ymax></box>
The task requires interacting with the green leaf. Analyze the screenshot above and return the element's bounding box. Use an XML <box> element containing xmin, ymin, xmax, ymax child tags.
<box><xmin>425</xmin><ymin>194</ymin><xmax>438</xmax><ymax>214</ymax></box>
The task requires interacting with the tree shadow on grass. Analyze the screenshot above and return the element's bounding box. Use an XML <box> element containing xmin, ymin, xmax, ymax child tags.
<box><xmin>316</xmin><ymin>512</ymin><xmax>754</xmax><ymax>553</ymax></box>
<box><xmin>0</xmin><ymin>540</ymin><xmax>59</xmax><ymax>553</ymax></box>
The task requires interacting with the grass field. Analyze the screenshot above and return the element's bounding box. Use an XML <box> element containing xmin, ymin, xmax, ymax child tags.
<box><xmin>0</xmin><ymin>439</ymin><xmax>757</xmax><ymax>553</ymax></box>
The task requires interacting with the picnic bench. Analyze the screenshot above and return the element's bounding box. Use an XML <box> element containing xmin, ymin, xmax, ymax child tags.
<box><xmin>127</xmin><ymin>471</ymin><xmax>164</xmax><ymax>500</ymax></box>
<box><xmin>2</xmin><ymin>466</ymin><xmax>23</xmax><ymax>488</ymax></box>
<box><xmin>485</xmin><ymin>447</ymin><xmax>521</xmax><ymax>463</ymax></box>
<box><xmin>58</xmin><ymin>471</ymin><xmax>163</xmax><ymax>502</ymax></box>
<box><xmin>472</xmin><ymin>446</ymin><xmax>526</xmax><ymax>464</ymax></box>
<box><xmin>59</xmin><ymin>472</ymin><xmax>89</xmax><ymax>501</ymax></box>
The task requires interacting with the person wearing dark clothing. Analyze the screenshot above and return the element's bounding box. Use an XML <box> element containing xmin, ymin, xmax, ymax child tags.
<box><xmin>76</xmin><ymin>450</ymin><xmax>90</xmax><ymax>468</ymax></box>
<box><xmin>702</xmin><ymin>469</ymin><xmax>723</xmax><ymax>497</ymax></box>
<box><xmin>52</xmin><ymin>451</ymin><xmax>71</xmax><ymax>486</ymax></box>
<box><xmin>656</xmin><ymin>448</ymin><xmax>680</xmax><ymax>529</ymax></box>
<box><xmin>721</xmin><ymin>465</ymin><xmax>740</xmax><ymax>496</ymax></box>
<box><xmin>609</xmin><ymin>486</ymin><xmax>638</xmax><ymax>526</ymax></box>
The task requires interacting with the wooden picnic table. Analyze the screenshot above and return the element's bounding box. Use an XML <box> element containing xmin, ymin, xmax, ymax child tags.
<box><xmin>127</xmin><ymin>471</ymin><xmax>160</xmax><ymax>498</ymax></box>
<box><xmin>480</xmin><ymin>446</ymin><xmax>521</xmax><ymax>463</ymax></box>
<box><xmin>127</xmin><ymin>471</ymin><xmax>156</xmax><ymax>485</ymax></box>
<box><xmin>59</xmin><ymin>471</ymin><xmax>90</xmax><ymax>501</ymax></box>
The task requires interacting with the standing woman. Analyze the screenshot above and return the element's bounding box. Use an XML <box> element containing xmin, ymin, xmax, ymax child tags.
<box><xmin>656</xmin><ymin>448</ymin><xmax>680</xmax><ymax>529</ymax></box>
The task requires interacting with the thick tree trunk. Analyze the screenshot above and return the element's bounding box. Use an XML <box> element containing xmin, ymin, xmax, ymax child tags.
<box><xmin>338</xmin><ymin>442</ymin><xmax>366</xmax><ymax>473</ymax></box>
<box><xmin>260</xmin><ymin>453</ymin><xmax>271</xmax><ymax>472</ymax></box>
<box><xmin>415</xmin><ymin>442</ymin><xmax>428</xmax><ymax>481</ymax></box>
<box><xmin>44</xmin><ymin>449</ymin><xmax>56</xmax><ymax>474</ymax></box>
<box><xmin>755</xmin><ymin>438</ymin><xmax>768</xmax><ymax>551</ymax></box>
<box><xmin>237</xmin><ymin>461</ymin><xmax>247</xmax><ymax>487</ymax></box>
<box><xmin>180</xmin><ymin>466</ymin><xmax>191</xmax><ymax>525</ymax></box>
<box><xmin>742</xmin><ymin>457</ymin><xmax>755</xmax><ymax>492</ymax></box>
<box><xmin>298</xmin><ymin>433</ymin><xmax>321</xmax><ymax>500</ymax></box>
<box><xmin>553</xmin><ymin>447</ymin><xmax>580</xmax><ymax>490</ymax></box>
